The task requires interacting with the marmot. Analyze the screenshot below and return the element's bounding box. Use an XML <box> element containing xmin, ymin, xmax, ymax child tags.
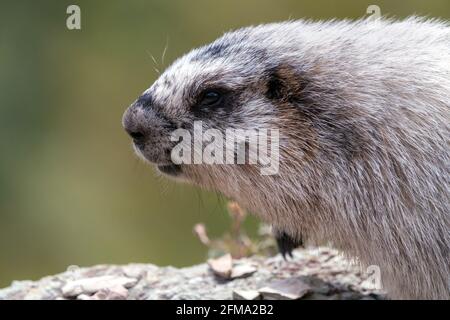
<box><xmin>122</xmin><ymin>17</ymin><xmax>450</xmax><ymax>299</ymax></box>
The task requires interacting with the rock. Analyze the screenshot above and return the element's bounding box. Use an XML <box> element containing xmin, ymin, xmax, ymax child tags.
<box><xmin>23</xmin><ymin>288</ymin><xmax>45</xmax><ymax>300</ymax></box>
<box><xmin>259</xmin><ymin>278</ymin><xmax>311</xmax><ymax>300</ymax></box>
<box><xmin>76</xmin><ymin>286</ymin><xmax>129</xmax><ymax>300</ymax></box>
<box><xmin>0</xmin><ymin>247</ymin><xmax>386</xmax><ymax>300</ymax></box>
<box><xmin>61</xmin><ymin>275</ymin><xmax>137</xmax><ymax>297</ymax></box>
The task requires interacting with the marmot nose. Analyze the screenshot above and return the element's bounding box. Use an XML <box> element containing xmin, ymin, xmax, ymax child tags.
<box><xmin>122</xmin><ymin>92</ymin><xmax>161</xmax><ymax>144</ymax></box>
<box><xmin>125</xmin><ymin>128</ymin><xmax>145</xmax><ymax>142</ymax></box>
<box><xmin>122</xmin><ymin>105</ymin><xmax>147</xmax><ymax>144</ymax></box>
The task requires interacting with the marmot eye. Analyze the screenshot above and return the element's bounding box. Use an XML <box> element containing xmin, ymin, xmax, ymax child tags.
<box><xmin>200</xmin><ymin>90</ymin><xmax>222</xmax><ymax>106</ymax></box>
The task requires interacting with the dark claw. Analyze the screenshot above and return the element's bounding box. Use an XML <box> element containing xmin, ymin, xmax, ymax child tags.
<box><xmin>275</xmin><ymin>231</ymin><xmax>303</xmax><ymax>260</ymax></box>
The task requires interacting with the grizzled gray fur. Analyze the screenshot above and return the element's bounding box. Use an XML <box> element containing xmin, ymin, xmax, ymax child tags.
<box><xmin>123</xmin><ymin>17</ymin><xmax>450</xmax><ymax>299</ymax></box>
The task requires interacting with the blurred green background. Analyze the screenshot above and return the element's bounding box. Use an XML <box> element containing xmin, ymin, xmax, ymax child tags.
<box><xmin>0</xmin><ymin>0</ymin><xmax>448</xmax><ymax>287</ymax></box>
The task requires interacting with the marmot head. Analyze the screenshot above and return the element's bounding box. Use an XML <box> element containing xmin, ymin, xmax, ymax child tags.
<box><xmin>122</xmin><ymin>24</ymin><xmax>318</xmax><ymax>192</ymax></box>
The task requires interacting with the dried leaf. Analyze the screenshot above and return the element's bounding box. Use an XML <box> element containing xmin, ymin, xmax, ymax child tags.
<box><xmin>207</xmin><ymin>254</ymin><xmax>233</xmax><ymax>278</ymax></box>
<box><xmin>230</xmin><ymin>264</ymin><xmax>257</xmax><ymax>279</ymax></box>
<box><xmin>233</xmin><ymin>289</ymin><xmax>261</xmax><ymax>300</ymax></box>
<box><xmin>62</xmin><ymin>275</ymin><xmax>137</xmax><ymax>297</ymax></box>
<box><xmin>259</xmin><ymin>278</ymin><xmax>311</xmax><ymax>300</ymax></box>
<box><xmin>227</xmin><ymin>202</ymin><xmax>246</xmax><ymax>221</ymax></box>
<box><xmin>91</xmin><ymin>285</ymin><xmax>128</xmax><ymax>300</ymax></box>
<box><xmin>193</xmin><ymin>223</ymin><xmax>211</xmax><ymax>246</ymax></box>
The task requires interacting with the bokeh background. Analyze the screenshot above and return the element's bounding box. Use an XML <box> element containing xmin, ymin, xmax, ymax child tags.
<box><xmin>0</xmin><ymin>0</ymin><xmax>449</xmax><ymax>287</ymax></box>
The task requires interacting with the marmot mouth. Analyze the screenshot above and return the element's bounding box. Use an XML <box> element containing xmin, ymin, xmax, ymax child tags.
<box><xmin>157</xmin><ymin>164</ymin><xmax>182</xmax><ymax>176</ymax></box>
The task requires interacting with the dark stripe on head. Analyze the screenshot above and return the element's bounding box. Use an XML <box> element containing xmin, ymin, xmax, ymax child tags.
<box><xmin>136</xmin><ymin>92</ymin><xmax>154</xmax><ymax>109</ymax></box>
<box><xmin>192</xmin><ymin>42</ymin><xmax>230</xmax><ymax>61</ymax></box>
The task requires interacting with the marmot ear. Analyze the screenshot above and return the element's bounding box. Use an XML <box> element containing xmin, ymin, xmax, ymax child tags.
<box><xmin>265</xmin><ymin>64</ymin><xmax>305</xmax><ymax>101</ymax></box>
<box><xmin>265</xmin><ymin>68</ymin><xmax>285</xmax><ymax>100</ymax></box>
